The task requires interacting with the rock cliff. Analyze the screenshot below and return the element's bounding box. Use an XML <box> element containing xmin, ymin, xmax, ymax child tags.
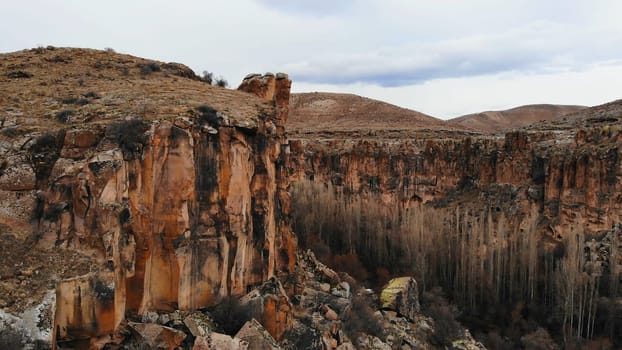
<box><xmin>287</xmin><ymin>108</ymin><xmax>622</xmax><ymax>240</ymax></box>
<box><xmin>0</xmin><ymin>47</ymin><xmax>296</xmax><ymax>348</ymax></box>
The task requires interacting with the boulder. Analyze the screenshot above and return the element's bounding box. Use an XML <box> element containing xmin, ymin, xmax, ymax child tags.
<box><xmin>192</xmin><ymin>332</ymin><xmax>249</xmax><ymax>350</ymax></box>
<box><xmin>380</xmin><ymin>277</ymin><xmax>419</xmax><ymax>321</ymax></box>
<box><xmin>240</xmin><ymin>277</ymin><xmax>293</xmax><ymax>341</ymax></box>
<box><xmin>321</xmin><ymin>305</ymin><xmax>338</xmax><ymax>321</ymax></box>
<box><xmin>127</xmin><ymin>322</ymin><xmax>186</xmax><ymax>349</ymax></box>
<box><xmin>184</xmin><ymin>311</ymin><xmax>215</xmax><ymax>337</ymax></box>
<box><xmin>235</xmin><ymin>318</ymin><xmax>281</xmax><ymax>350</ymax></box>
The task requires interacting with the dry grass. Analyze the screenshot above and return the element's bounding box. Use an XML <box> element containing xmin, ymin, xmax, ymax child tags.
<box><xmin>288</xmin><ymin>92</ymin><xmax>472</xmax><ymax>135</ymax></box>
<box><xmin>0</xmin><ymin>46</ymin><xmax>272</xmax><ymax>133</ymax></box>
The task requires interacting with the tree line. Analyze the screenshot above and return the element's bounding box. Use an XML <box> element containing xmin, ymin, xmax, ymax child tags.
<box><xmin>291</xmin><ymin>179</ymin><xmax>622</xmax><ymax>347</ymax></box>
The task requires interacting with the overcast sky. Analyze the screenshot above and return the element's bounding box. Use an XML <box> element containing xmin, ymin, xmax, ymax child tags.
<box><xmin>2</xmin><ymin>0</ymin><xmax>622</xmax><ymax>118</ymax></box>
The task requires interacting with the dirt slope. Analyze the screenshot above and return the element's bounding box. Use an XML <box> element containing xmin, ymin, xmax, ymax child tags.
<box><xmin>451</xmin><ymin>104</ymin><xmax>587</xmax><ymax>133</ymax></box>
<box><xmin>0</xmin><ymin>46</ymin><xmax>271</xmax><ymax>133</ymax></box>
<box><xmin>288</xmin><ymin>92</ymin><xmax>467</xmax><ymax>133</ymax></box>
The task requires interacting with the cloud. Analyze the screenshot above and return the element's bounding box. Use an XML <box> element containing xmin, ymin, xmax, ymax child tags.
<box><xmin>253</xmin><ymin>0</ymin><xmax>356</xmax><ymax>16</ymax></box>
<box><xmin>283</xmin><ymin>21</ymin><xmax>622</xmax><ymax>87</ymax></box>
<box><xmin>293</xmin><ymin>62</ymin><xmax>622</xmax><ymax>119</ymax></box>
<box><xmin>1</xmin><ymin>0</ymin><xmax>621</xmax><ymax>116</ymax></box>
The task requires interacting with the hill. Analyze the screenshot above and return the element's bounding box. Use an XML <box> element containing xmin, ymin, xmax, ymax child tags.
<box><xmin>450</xmin><ymin>104</ymin><xmax>587</xmax><ymax>133</ymax></box>
<box><xmin>0</xmin><ymin>46</ymin><xmax>270</xmax><ymax>133</ymax></box>
<box><xmin>288</xmin><ymin>92</ymin><xmax>467</xmax><ymax>134</ymax></box>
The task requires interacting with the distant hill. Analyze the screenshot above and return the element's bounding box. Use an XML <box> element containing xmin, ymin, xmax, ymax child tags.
<box><xmin>288</xmin><ymin>92</ymin><xmax>466</xmax><ymax>133</ymax></box>
<box><xmin>524</xmin><ymin>99</ymin><xmax>622</xmax><ymax>131</ymax></box>
<box><xmin>450</xmin><ymin>104</ymin><xmax>587</xmax><ymax>133</ymax></box>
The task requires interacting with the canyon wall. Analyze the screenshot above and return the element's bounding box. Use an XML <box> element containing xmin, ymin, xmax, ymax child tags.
<box><xmin>288</xmin><ymin>127</ymin><xmax>622</xmax><ymax>239</ymax></box>
<box><xmin>1</xmin><ymin>72</ymin><xmax>296</xmax><ymax>348</ymax></box>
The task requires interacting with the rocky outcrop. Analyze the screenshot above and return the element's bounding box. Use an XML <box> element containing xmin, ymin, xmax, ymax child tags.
<box><xmin>380</xmin><ymin>277</ymin><xmax>419</xmax><ymax>321</ymax></box>
<box><xmin>0</xmin><ymin>50</ymin><xmax>297</xmax><ymax>348</ymax></box>
<box><xmin>127</xmin><ymin>322</ymin><xmax>187</xmax><ymax>349</ymax></box>
<box><xmin>45</xmin><ymin>73</ymin><xmax>296</xmax><ymax>348</ymax></box>
<box><xmin>235</xmin><ymin>319</ymin><xmax>281</xmax><ymax>350</ymax></box>
<box><xmin>240</xmin><ymin>277</ymin><xmax>293</xmax><ymax>341</ymax></box>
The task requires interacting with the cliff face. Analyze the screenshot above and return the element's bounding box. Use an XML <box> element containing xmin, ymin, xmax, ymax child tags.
<box><xmin>0</xmin><ymin>48</ymin><xmax>296</xmax><ymax>348</ymax></box>
<box><xmin>288</xmin><ymin>118</ymin><xmax>622</xmax><ymax>239</ymax></box>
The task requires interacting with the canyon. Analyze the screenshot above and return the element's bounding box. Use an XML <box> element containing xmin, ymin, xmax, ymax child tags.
<box><xmin>287</xmin><ymin>93</ymin><xmax>622</xmax><ymax>348</ymax></box>
<box><xmin>1</xmin><ymin>47</ymin><xmax>621</xmax><ymax>349</ymax></box>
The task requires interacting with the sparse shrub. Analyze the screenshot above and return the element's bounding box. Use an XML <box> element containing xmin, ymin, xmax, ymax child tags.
<box><xmin>82</xmin><ymin>91</ymin><xmax>101</xmax><ymax>99</ymax></box>
<box><xmin>0</xmin><ymin>160</ymin><xmax>7</xmax><ymax>177</ymax></box>
<box><xmin>214</xmin><ymin>77</ymin><xmax>228</xmax><ymax>88</ymax></box>
<box><xmin>45</xmin><ymin>55</ymin><xmax>70</xmax><ymax>63</ymax></box>
<box><xmin>54</xmin><ymin>109</ymin><xmax>74</xmax><ymax>123</ymax></box>
<box><xmin>422</xmin><ymin>288</ymin><xmax>462</xmax><ymax>346</ymax></box>
<box><xmin>330</xmin><ymin>254</ymin><xmax>369</xmax><ymax>283</ymax></box>
<box><xmin>483</xmin><ymin>331</ymin><xmax>515</xmax><ymax>350</ymax></box>
<box><xmin>29</xmin><ymin>132</ymin><xmax>64</xmax><ymax>186</ymax></box>
<box><xmin>61</xmin><ymin>97</ymin><xmax>89</xmax><ymax>106</ymax></box>
<box><xmin>196</xmin><ymin>105</ymin><xmax>221</xmax><ymax>126</ymax></box>
<box><xmin>106</xmin><ymin>119</ymin><xmax>149</xmax><ymax>160</ymax></box>
<box><xmin>118</xmin><ymin>66</ymin><xmax>130</xmax><ymax>76</ymax></box>
<box><xmin>343</xmin><ymin>294</ymin><xmax>385</xmax><ymax>345</ymax></box>
<box><xmin>104</xmin><ymin>47</ymin><xmax>116</xmax><ymax>53</ymax></box>
<box><xmin>520</xmin><ymin>328</ymin><xmax>559</xmax><ymax>350</ymax></box>
<box><xmin>305</xmin><ymin>233</ymin><xmax>332</xmax><ymax>263</ymax></box>
<box><xmin>0</xmin><ymin>127</ymin><xmax>24</xmax><ymax>138</ymax></box>
<box><xmin>6</xmin><ymin>71</ymin><xmax>33</xmax><ymax>79</ymax></box>
<box><xmin>199</xmin><ymin>71</ymin><xmax>228</xmax><ymax>88</ymax></box>
<box><xmin>138</xmin><ymin>62</ymin><xmax>161</xmax><ymax>76</ymax></box>
<box><xmin>210</xmin><ymin>297</ymin><xmax>253</xmax><ymax>335</ymax></box>
<box><xmin>200</xmin><ymin>71</ymin><xmax>214</xmax><ymax>84</ymax></box>
<box><xmin>0</xmin><ymin>327</ymin><xmax>24</xmax><ymax>349</ymax></box>
<box><xmin>31</xmin><ymin>46</ymin><xmax>45</xmax><ymax>54</ymax></box>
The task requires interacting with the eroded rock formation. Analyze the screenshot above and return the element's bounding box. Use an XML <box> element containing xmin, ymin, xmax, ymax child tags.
<box><xmin>37</xmin><ymin>73</ymin><xmax>297</xmax><ymax>348</ymax></box>
<box><xmin>288</xmin><ymin>125</ymin><xmax>622</xmax><ymax>240</ymax></box>
<box><xmin>0</xmin><ymin>47</ymin><xmax>298</xmax><ymax>348</ymax></box>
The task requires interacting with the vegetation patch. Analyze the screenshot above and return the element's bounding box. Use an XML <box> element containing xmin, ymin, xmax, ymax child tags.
<box><xmin>0</xmin><ymin>126</ymin><xmax>26</xmax><ymax>138</ymax></box>
<box><xmin>199</xmin><ymin>71</ymin><xmax>228</xmax><ymax>87</ymax></box>
<box><xmin>54</xmin><ymin>109</ymin><xmax>75</xmax><ymax>123</ymax></box>
<box><xmin>138</xmin><ymin>62</ymin><xmax>161</xmax><ymax>77</ymax></box>
<box><xmin>29</xmin><ymin>131</ymin><xmax>64</xmax><ymax>187</ymax></box>
<box><xmin>210</xmin><ymin>297</ymin><xmax>253</xmax><ymax>335</ymax></box>
<box><xmin>196</xmin><ymin>105</ymin><xmax>221</xmax><ymax>127</ymax></box>
<box><xmin>82</xmin><ymin>91</ymin><xmax>101</xmax><ymax>99</ymax></box>
<box><xmin>343</xmin><ymin>294</ymin><xmax>385</xmax><ymax>345</ymax></box>
<box><xmin>6</xmin><ymin>71</ymin><xmax>33</xmax><ymax>79</ymax></box>
<box><xmin>61</xmin><ymin>97</ymin><xmax>90</xmax><ymax>106</ymax></box>
<box><xmin>106</xmin><ymin>119</ymin><xmax>150</xmax><ymax>160</ymax></box>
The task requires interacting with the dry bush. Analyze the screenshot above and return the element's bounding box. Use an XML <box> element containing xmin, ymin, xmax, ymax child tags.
<box><xmin>330</xmin><ymin>254</ymin><xmax>368</xmax><ymax>282</ymax></box>
<box><xmin>0</xmin><ymin>328</ymin><xmax>23</xmax><ymax>349</ymax></box>
<box><xmin>210</xmin><ymin>297</ymin><xmax>253</xmax><ymax>335</ymax></box>
<box><xmin>291</xmin><ymin>179</ymin><xmax>622</xmax><ymax>344</ymax></box>
<box><xmin>421</xmin><ymin>287</ymin><xmax>462</xmax><ymax>346</ymax></box>
<box><xmin>106</xmin><ymin>119</ymin><xmax>149</xmax><ymax>160</ymax></box>
<box><xmin>482</xmin><ymin>331</ymin><xmax>515</xmax><ymax>350</ymax></box>
<box><xmin>343</xmin><ymin>294</ymin><xmax>384</xmax><ymax>345</ymax></box>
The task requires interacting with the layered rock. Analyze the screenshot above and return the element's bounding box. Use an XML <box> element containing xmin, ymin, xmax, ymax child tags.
<box><xmin>380</xmin><ymin>277</ymin><xmax>419</xmax><ymax>321</ymax></box>
<box><xmin>288</xmin><ymin>125</ymin><xmax>622</xmax><ymax>239</ymax></box>
<box><xmin>0</xmin><ymin>48</ymin><xmax>298</xmax><ymax>348</ymax></box>
<box><xmin>42</xmin><ymin>73</ymin><xmax>296</xmax><ymax>348</ymax></box>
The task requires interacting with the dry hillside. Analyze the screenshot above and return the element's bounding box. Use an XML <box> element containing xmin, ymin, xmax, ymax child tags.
<box><xmin>0</xmin><ymin>46</ymin><xmax>271</xmax><ymax>134</ymax></box>
<box><xmin>288</xmin><ymin>92</ymin><xmax>468</xmax><ymax>134</ymax></box>
<box><xmin>451</xmin><ymin>104</ymin><xmax>587</xmax><ymax>133</ymax></box>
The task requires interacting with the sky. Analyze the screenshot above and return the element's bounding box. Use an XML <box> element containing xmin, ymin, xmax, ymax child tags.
<box><xmin>2</xmin><ymin>0</ymin><xmax>622</xmax><ymax>119</ymax></box>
